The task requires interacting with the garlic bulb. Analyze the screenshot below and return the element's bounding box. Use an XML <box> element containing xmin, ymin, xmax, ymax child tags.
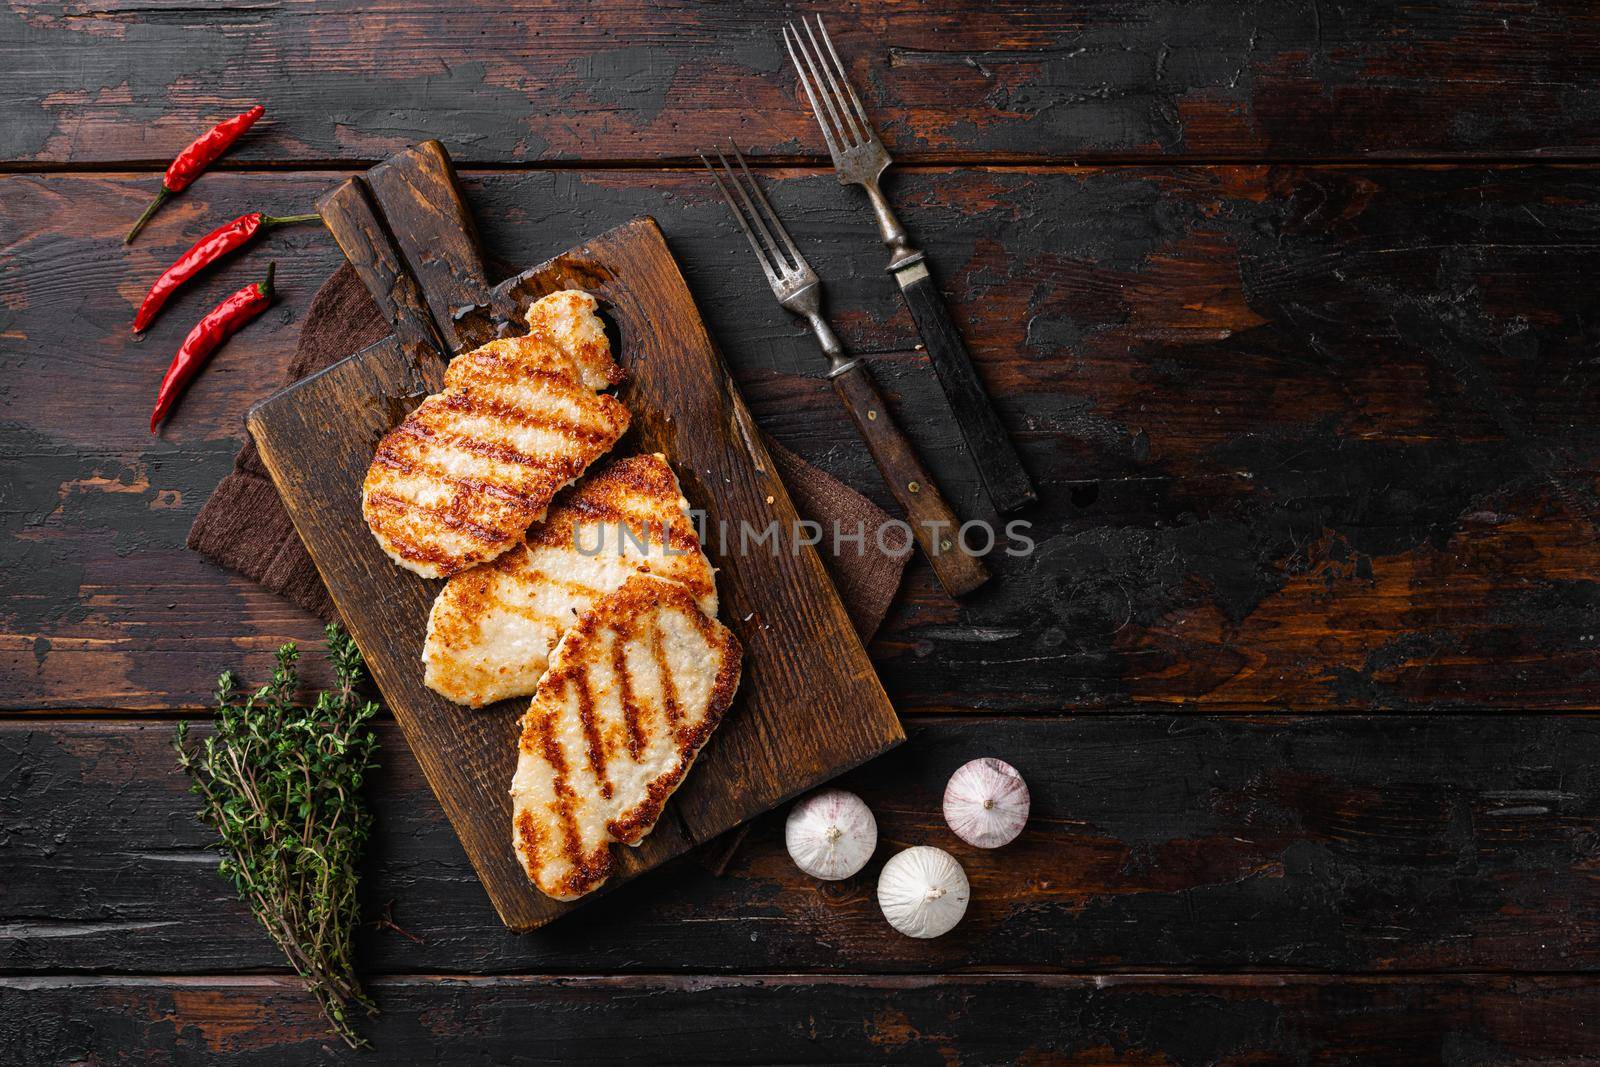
<box><xmin>785</xmin><ymin>789</ymin><xmax>877</xmax><ymax>880</ymax></box>
<box><xmin>877</xmin><ymin>846</ymin><xmax>969</xmax><ymax>938</ymax></box>
<box><xmin>943</xmin><ymin>757</ymin><xmax>1029</xmax><ymax>849</ymax></box>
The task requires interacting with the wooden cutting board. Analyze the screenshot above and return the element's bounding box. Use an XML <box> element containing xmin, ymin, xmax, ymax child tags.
<box><xmin>246</xmin><ymin>142</ymin><xmax>904</xmax><ymax>931</ymax></box>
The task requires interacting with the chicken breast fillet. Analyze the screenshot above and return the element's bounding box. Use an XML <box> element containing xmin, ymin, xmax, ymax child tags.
<box><xmin>362</xmin><ymin>291</ymin><xmax>629</xmax><ymax>578</ymax></box>
<box><xmin>511</xmin><ymin>573</ymin><xmax>742</xmax><ymax>901</ymax></box>
<box><xmin>423</xmin><ymin>453</ymin><xmax>717</xmax><ymax>708</ymax></box>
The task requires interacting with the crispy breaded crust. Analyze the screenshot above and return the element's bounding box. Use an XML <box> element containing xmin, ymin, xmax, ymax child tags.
<box><xmin>510</xmin><ymin>573</ymin><xmax>742</xmax><ymax>900</ymax></box>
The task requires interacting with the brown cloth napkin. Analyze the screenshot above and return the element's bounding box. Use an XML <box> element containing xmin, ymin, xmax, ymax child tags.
<box><xmin>189</xmin><ymin>265</ymin><xmax>907</xmax><ymax>642</ymax></box>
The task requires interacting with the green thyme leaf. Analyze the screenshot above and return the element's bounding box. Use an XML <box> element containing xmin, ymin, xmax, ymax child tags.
<box><xmin>175</xmin><ymin>623</ymin><xmax>381</xmax><ymax>1049</ymax></box>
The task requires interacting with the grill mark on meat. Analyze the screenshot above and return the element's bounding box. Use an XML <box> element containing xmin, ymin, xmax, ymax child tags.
<box><xmin>365</xmin><ymin>490</ymin><xmax>508</xmax><ymax>544</ymax></box>
<box><xmin>614</xmin><ymin>631</ymin><xmax>644</xmax><ymax>761</ymax></box>
<box><xmin>480</xmin><ymin>590</ymin><xmax>569</xmax><ymax>632</ymax></box>
<box><xmin>572</xmin><ymin>662</ymin><xmax>612</xmax><ymax>801</ymax></box>
<box><xmin>390</xmin><ymin>419</ymin><xmax>552</xmax><ymax>472</ymax></box>
<box><xmin>651</xmin><ymin>625</ymin><xmax>683</xmax><ymax>733</ymax></box>
<box><xmin>370</xmin><ymin>450</ymin><xmax>545</xmax><ymax>511</ymax></box>
<box><xmin>455</xmin><ymin>356</ymin><xmax>575</xmax><ymax>391</ymax></box>
<box><xmin>524</xmin><ymin>704</ymin><xmax>591</xmax><ymax>895</ymax></box>
<box><xmin>514</xmin><ymin>811</ymin><xmax>544</xmax><ymax>877</ymax></box>
<box><xmin>439</xmin><ymin>390</ymin><xmax>622</xmax><ymax>449</ymax></box>
<box><xmin>369</xmin><ymin>528</ymin><xmax>453</xmax><ymax>569</ymax></box>
<box><xmin>506</xmin><ymin>565</ymin><xmax>607</xmax><ymax>603</ymax></box>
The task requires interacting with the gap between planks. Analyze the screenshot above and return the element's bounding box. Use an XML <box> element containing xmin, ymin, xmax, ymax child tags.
<box><xmin>13</xmin><ymin>154</ymin><xmax>1600</xmax><ymax>176</ymax></box>
<box><xmin>5</xmin><ymin>970</ymin><xmax>1599</xmax><ymax>984</ymax></box>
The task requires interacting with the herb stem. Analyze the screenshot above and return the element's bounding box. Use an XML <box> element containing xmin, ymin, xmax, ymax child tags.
<box><xmin>175</xmin><ymin>624</ymin><xmax>380</xmax><ymax>1049</ymax></box>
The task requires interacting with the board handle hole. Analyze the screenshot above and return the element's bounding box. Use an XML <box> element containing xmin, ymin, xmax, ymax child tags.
<box><xmin>595</xmin><ymin>300</ymin><xmax>625</xmax><ymax>367</ymax></box>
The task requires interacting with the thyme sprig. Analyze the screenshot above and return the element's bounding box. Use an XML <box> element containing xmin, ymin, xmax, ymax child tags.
<box><xmin>175</xmin><ymin>624</ymin><xmax>380</xmax><ymax>1048</ymax></box>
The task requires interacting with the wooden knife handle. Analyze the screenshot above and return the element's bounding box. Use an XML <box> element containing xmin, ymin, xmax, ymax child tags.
<box><xmin>832</xmin><ymin>360</ymin><xmax>990</xmax><ymax>598</ymax></box>
<box><xmin>894</xmin><ymin>262</ymin><xmax>1037</xmax><ymax>514</ymax></box>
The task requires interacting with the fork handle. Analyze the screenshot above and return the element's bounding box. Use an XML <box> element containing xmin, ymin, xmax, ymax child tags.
<box><xmin>831</xmin><ymin>360</ymin><xmax>990</xmax><ymax>597</ymax></box>
<box><xmin>893</xmin><ymin>261</ymin><xmax>1037</xmax><ymax>514</ymax></box>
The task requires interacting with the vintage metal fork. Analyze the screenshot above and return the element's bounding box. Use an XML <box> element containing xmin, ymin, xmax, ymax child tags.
<box><xmin>783</xmin><ymin>15</ymin><xmax>1036</xmax><ymax>514</ymax></box>
<box><xmin>702</xmin><ymin>143</ymin><xmax>989</xmax><ymax>597</ymax></box>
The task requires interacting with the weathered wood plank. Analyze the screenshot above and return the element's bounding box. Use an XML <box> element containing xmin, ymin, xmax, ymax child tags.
<box><xmin>5</xmin><ymin>165</ymin><xmax>1600</xmax><ymax>711</ymax></box>
<box><xmin>6</xmin><ymin>1</ymin><xmax>1600</xmax><ymax>165</ymax></box>
<box><xmin>5</xmin><ymin>973</ymin><xmax>1598</xmax><ymax>1064</ymax></box>
<box><xmin>5</xmin><ymin>717</ymin><xmax>1598</xmax><ymax>974</ymax></box>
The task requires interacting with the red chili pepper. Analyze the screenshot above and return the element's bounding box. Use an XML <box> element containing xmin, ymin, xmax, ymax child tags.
<box><xmin>125</xmin><ymin>105</ymin><xmax>265</xmax><ymax>245</ymax></box>
<box><xmin>151</xmin><ymin>262</ymin><xmax>275</xmax><ymax>433</ymax></box>
<box><xmin>132</xmin><ymin>211</ymin><xmax>317</xmax><ymax>333</ymax></box>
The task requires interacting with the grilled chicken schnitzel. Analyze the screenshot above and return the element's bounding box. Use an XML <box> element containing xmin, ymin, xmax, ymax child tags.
<box><xmin>510</xmin><ymin>573</ymin><xmax>742</xmax><ymax>900</ymax></box>
<box><xmin>362</xmin><ymin>291</ymin><xmax>629</xmax><ymax>578</ymax></box>
<box><xmin>423</xmin><ymin>453</ymin><xmax>717</xmax><ymax>708</ymax></box>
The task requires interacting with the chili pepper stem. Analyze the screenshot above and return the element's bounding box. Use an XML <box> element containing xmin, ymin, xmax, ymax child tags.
<box><xmin>150</xmin><ymin>260</ymin><xmax>276</xmax><ymax>434</ymax></box>
<box><xmin>126</xmin><ymin>105</ymin><xmax>264</xmax><ymax>246</ymax></box>
<box><xmin>132</xmin><ymin>212</ymin><xmax>313</xmax><ymax>333</ymax></box>
<box><xmin>124</xmin><ymin>188</ymin><xmax>172</xmax><ymax>245</ymax></box>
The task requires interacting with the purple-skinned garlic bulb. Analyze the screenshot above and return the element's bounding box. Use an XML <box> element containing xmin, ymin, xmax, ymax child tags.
<box><xmin>785</xmin><ymin>789</ymin><xmax>877</xmax><ymax>880</ymax></box>
<box><xmin>943</xmin><ymin>757</ymin><xmax>1029</xmax><ymax>849</ymax></box>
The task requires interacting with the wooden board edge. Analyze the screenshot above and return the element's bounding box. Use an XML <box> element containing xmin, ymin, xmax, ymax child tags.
<box><xmin>246</xmin><ymin>340</ymin><xmax>388</xmax><ymax>430</ymax></box>
<box><xmin>502</xmin><ymin>729</ymin><xmax>907</xmax><ymax>933</ymax></box>
<box><xmin>246</xmin><ymin>215</ymin><xmax>907</xmax><ymax>931</ymax></box>
<box><xmin>247</xmin><ymin>391</ymin><xmax>542</xmax><ymax>927</ymax></box>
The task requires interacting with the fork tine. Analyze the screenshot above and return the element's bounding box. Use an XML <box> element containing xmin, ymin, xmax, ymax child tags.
<box><xmin>715</xmin><ymin>145</ymin><xmax>793</xmax><ymax>276</ymax></box>
<box><xmin>701</xmin><ymin>152</ymin><xmax>779</xmax><ymax>287</ymax></box>
<box><xmin>801</xmin><ymin>16</ymin><xmax>865</xmax><ymax>146</ymax></box>
<box><xmin>730</xmin><ymin>141</ymin><xmax>806</xmax><ymax>269</ymax></box>
<box><xmin>813</xmin><ymin>16</ymin><xmax>875</xmax><ymax>141</ymax></box>
<box><xmin>785</xmin><ymin>21</ymin><xmax>853</xmax><ymax>151</ymax></box>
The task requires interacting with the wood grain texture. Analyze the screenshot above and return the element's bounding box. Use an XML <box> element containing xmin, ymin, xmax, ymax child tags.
<box><xmin>4</xmin><ymin>166</ymin><xmax>1599</xmax><ymax>713</ymax></box>
<box><xmin>6</xmin><ymin>717</ymin><xmax>1598</xmax><ymax>976</ymax></box>
<box><xmin>7</xmin><ymin>1</ymin><xmax>1600</xmax><ymax>166</ymax></box>
<box><xmin>7</xmin><ymin>973</ymin><xmax>1599</xmax><ymax>1065</ymax></box>
<box><xmin>314</xmin><ymin>177</ymin><xmax>450</xmax><ymax>373</ymax></box>
<box><xmin>361</xmin><ymin>141</ymin><xmax>520</xmax><ymax>351</ymax></box>
<box><xmin>831</xmin><ymin>360</ymin><xmax>990</xmax><ymax>597</ymax></box>
<box><xmin>7</xmin><ymin>8</ymin><xmax>1600</xmax><ymax>1061</ymax></box>
<box><xmin>250</xmin><ymin>208</ymin><xmax>902</xmax><ymax>929</ymax></box>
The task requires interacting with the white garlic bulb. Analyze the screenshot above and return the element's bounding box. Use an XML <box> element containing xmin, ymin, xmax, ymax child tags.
<box><xmin>943</xmin><ymin>757</ymin><xmax>1029</xmax><ymax>849</ymax></box>
<box><xmin>877</xmin><ymin>846</ymin><xmax>969</xmax><ymax>938</ymax></box>
<box><xmin>785</xmin><ymin>789</ymin><xmax>877</xmax><ymax>880</ymax></box>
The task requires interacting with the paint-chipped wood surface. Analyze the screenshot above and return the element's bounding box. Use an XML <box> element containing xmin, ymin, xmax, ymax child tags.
<box><xmin>7</xmin><ymin>1</ymin><xmax>1600</xmax><ymax>165</ymax></box>
<box><xmin>7</xmin><ymin>717</ymin><xmax>1599</xmax><ymax>976</ymax></box>
<box><xmin>7</xmin><ymin>166</ymin><xmax>1599</xmax><ymax>714</ymax></box>
<box><xmin>5</xmin><ymin>0</ymin><xmax>1600</xmax><ymax>1062</ymax></box>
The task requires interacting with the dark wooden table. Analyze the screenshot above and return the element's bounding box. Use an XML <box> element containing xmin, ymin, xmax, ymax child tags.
<box><xmin>5</xmin><ymin>3</ymin><xmax>1600</xmax><ymax>1063</ymax></box>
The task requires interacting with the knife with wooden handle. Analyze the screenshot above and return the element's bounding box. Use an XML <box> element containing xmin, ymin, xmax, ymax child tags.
<box><xmin>892</xmin><ymin>255</ymin><xmax>1037</xmax><ymax>514</ymax></box>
